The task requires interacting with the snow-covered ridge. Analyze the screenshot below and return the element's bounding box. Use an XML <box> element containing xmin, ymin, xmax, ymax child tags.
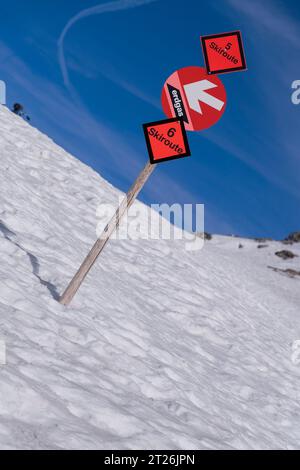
<box><xmin>0</xmin><ymin>105</ymin><xmax>300</xmax><ymax>450</ymax></box>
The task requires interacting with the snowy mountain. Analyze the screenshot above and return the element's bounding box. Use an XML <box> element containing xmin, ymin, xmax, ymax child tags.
<box><xmin>0</xmin><ymin>105</ymin><xmax>300</xmax><ymax>450</ymax></box>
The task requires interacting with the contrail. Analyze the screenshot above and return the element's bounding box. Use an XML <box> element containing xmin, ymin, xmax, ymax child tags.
<box><xmin>58</xmin><ymin>0</ymin><xmax>158</xmax><ymax>90</ymax></box>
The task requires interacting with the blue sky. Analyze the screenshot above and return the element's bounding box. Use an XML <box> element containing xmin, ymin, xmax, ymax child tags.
<box><xmin>0</xmin><ymin>0</ymin><xmax>299</xmax><ymax>238</ymax></box>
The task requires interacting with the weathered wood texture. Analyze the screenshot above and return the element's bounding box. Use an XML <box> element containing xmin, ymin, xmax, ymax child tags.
<box><xmin>60</xmin><ymin>162</ymin><xmax>156</xmax><ymax>306</ymax></box>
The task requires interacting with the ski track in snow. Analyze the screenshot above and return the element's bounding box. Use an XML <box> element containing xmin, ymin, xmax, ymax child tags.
<box><xmin>0</xmin><ymin>106</ymin><xmax>300</xmax><ymax>449</ymax></box>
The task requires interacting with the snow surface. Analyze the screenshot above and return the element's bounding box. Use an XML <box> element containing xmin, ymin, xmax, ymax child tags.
<box><xmin>0</xmin><ymin>105</ymin><xmax>300</xmax><ymax>450</ymax></box>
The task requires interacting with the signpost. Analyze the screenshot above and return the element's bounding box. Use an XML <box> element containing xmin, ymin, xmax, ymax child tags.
<box><xmin>60</xmin><ymin>162</ymin><xmax>156</xmax><ymax>305</ymax></box>
<box><xmin>59</xmin><ymin>31</ymin><xmax>246</xmax><ymax>306</ymax></box>
<box><xmin>60</xmin><ymin>118</ymin><xmax>189</xmax><ymax>305</ymax></box>
<box><xmin>201</xmin><ymin>31</ymin><xmax>247</xmax><ymax>75</ymax></box>
<box><xmin>161</xmin><ymin>66</ymin><xmax>226</xmax><ymax>131</ymax></box>
<box><xmin>143</xmin><ymin>117</ymin><xmax>190</xmax><ymax>164</ymax></box>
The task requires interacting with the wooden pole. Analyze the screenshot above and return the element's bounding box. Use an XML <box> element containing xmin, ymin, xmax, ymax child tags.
<box><xmin>59</xmin><ymin>162</ymin><xmax>156</xmax><ymax>306</ymax></box>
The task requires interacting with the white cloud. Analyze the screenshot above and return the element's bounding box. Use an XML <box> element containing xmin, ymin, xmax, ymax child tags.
<box><xmin>0</xmin><ymin>41</ymin><xmax>143</xmax><ymax>178</ymax></box>
<box><xmin>65</xmin><ymin>50</ymin><xmax>161</xmax><ymax>109</ymax></box>
<box><xmin>225</xmin><ymin>0</ymin><xmax>300</xmax><ymax>48</ymax></box>
<box><xmin>58</xmin><ymin>0</ymin><xmax>159</xmax><ymax>91</ymax></box>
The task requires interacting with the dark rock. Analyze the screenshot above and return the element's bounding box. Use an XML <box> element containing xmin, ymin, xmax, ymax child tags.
<box><xmin>275</xmin><ymin>250</ymin><xmax>298</xmax><ymax>260</ymax></box>
<box><xmin>282</xmin><ymin>240</ymin><xmax>294</xmax><ymax>245</ymax></box>
<box><xmin>254</xmin><ymin>237</ymin><xmax>273</xmax><ymax>242</ymax></box>
<box><xmin>238</xmin><ymin>243</ymin><xmax>243</xmax><ymax>249</ymax></box>
<box><xmin>268</xmin><ymin>266</ymin><xmax>300</xmax><ymax>278</ymax></box>
<box><xmin>198</xmin><ymin>232</ymin><xmax>212</xmax><ymax>240</ymax></box>
<box><xmin>285</xmin><ymin>269</ymin><xmax>300</xmax><ymax>277</ymax></box>
<box><xmin>284</xmin><ymin>231</ymin><xmax>300</xmax><ymax>243</ymax></box>
<box><xmin>257</xmin><ymin>244</ymin><xmax>268</xmax><ymax>249</ymax></box>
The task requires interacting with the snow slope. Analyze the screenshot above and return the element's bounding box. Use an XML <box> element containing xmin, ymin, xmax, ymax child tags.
<box><xmin>0</xmin><ymin>105</ymin><xmax>300</xmax><ymax>450</ymax></box>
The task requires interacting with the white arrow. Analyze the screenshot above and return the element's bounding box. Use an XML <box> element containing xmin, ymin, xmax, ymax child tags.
<box><xmin>183</xmin><ymin>79</ymin><xmax>225</xmax><ymax>115</ymax></box>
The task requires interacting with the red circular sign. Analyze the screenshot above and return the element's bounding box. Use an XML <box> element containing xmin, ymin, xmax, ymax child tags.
<box><xmin>161</xmin><ymin>66</ymin><xmax>227</xmax><ymax>131</ymax></box>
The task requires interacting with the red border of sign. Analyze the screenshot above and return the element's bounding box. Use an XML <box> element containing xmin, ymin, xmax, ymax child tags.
<box><xmin>201</xmin><ymin>30</ymin><xmax>247</xmax><ymax>75</ymax></box>
<box><xmin>142</xmin><ymin>117</ymin><xmax>191</xmax><ymax>165</ymax></box>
